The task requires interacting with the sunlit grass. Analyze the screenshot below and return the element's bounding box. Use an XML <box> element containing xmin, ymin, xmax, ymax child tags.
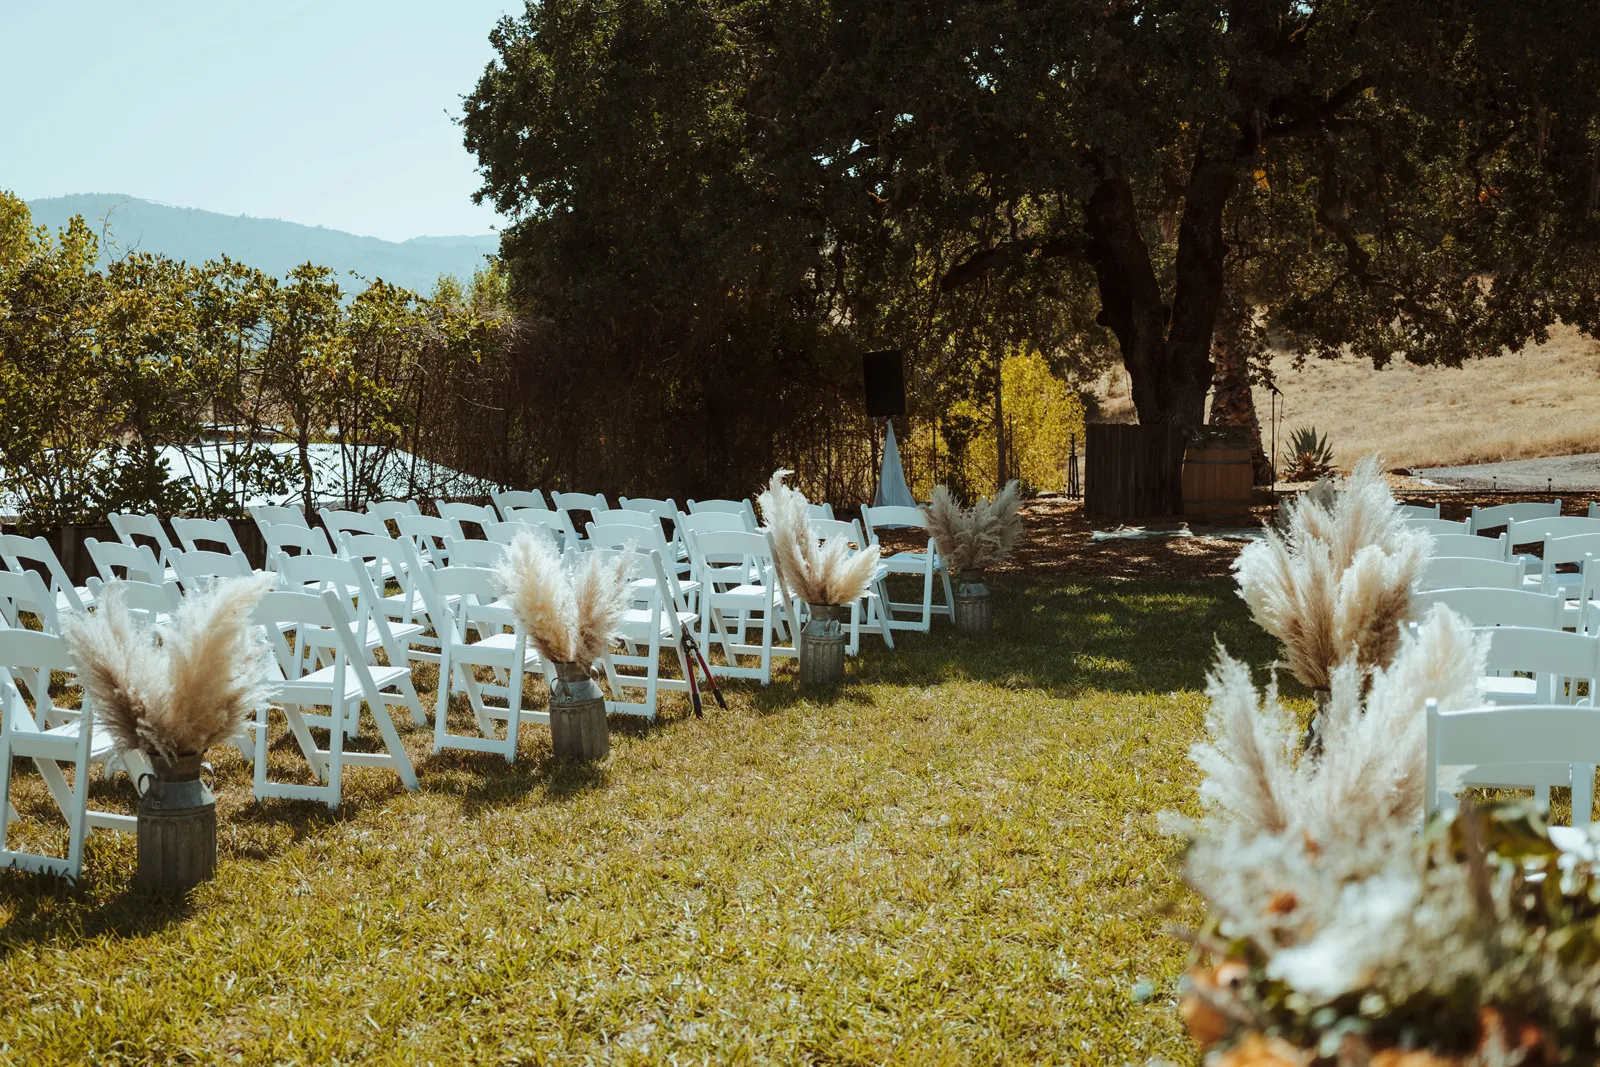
<box><xmin>0</xmin><ymin>575</ymin><xmax>1286</xmax><ymax>1064</ymax></box>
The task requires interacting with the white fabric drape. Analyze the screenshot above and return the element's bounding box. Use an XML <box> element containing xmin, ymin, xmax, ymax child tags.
<box><xmin>872</xmin><ymin>421</ymin><xmax>916</xmax><ymax>508</ymax></box>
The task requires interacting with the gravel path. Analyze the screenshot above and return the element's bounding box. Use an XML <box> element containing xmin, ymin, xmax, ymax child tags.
<box><xmin>1417</xmin><ymin>452</ymin><xmax>1600</xmax><ymax>490</ymax></box>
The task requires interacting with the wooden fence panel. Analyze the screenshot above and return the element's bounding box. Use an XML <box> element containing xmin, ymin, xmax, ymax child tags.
<box><xmin>1084</xmin><ymin>424</ymin><xmax>1187</xmax><ymax>520</ymax></box>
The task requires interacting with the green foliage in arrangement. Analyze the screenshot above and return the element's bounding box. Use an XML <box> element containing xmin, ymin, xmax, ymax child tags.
<box><xmin>464</xmin><ymin>1</ymin><xmax>1600</xmax><ymax>438</ymax></box>
<box><xmin>0</xmin><ymin>574</ymin><xmax>1280</xmax><ymax>1063</ymax></box>
<box><xmin>1279</xmin><ymin>426</ymin><xmax>1337</xmax><ymax>482</ymax></box>
<box><xmin>0</xmin><ymin>202</ymin><xmax>516</xmax><ymax>526</ymax></box>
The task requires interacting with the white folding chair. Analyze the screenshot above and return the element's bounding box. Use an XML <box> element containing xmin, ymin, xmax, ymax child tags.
<box><xmin>84</xmin><ymin>578</ymin><xmax>181</xmax><ymax>628</ymax></box>
<box><xmin>1416</xmin><ymin>556</ymin><xmax>1522</xmax><ymax>592</ymax></box>
<box><xmin>107</xmin><ymin>512</ymin><xmax>178</xmax><ymax>575</ymax></box>
<box><xmin>1429</xmin><ymin>533</ymin><xmax>1508</xmax><ymax>561</ymax></box>
<box><xmin>1507</xmin><ymin>516</ymin><xmax>1600</xmax><ymax>574</ymax></box>
<box><xmin>551</xmin><ymin>492</ymin><xmax>610</xmax><ymax>516</ymax></box>
<box><xmin>171</xmin><ymin>516</ymin><xmax>248</xmax><ymax>557</ymax></box>
<box><xmin>84</xmin><ymin>538</ymin><xmax>166</xmax><ymax>586</ymax></box>
<box><xmin>1398</xmin><ymin>503</ymin><xmax>1441</xmax><ymax>519</ymax></box>
<box><xmin>588</xmin><ymin>546</ymin><xmax>696</xmax><ymax>720</ymax></box>
<box><xmin>442</xmin><ymin>538</ymin><xmax>507</xmax><ymax>570</ymax></box>
<box><xmin>396</xmin><ymin>513</ymin><xmax>465</xmax><ymax>568</ymax></box>
<box><xmin>0</xmin><ymin>568</ymin><xmax>61</xmax><ymax>636</ymax></box>
<box><xmin>251</xmin><ymin>589</ymin><xmax>418</xmax><ymax>810</ymax></box>
<box><xmin>1426</xmin><ymin>701</ymin><xmax>1600</xmax><ymax>827</ymax></box>
<box><xmin>1471</xmin><ymin>500</ymin><xmax>1561</xmax><ymax>535</ymax></box>
<box><xmin>410</xmin><ymin>553</ymin><xmax>543</xmax><ymax>761</ymax></box>
<box><xmin>501</xmin><ymin>507</ymin><xmax>579</xmax><ymax>549</ymax></box>
<box><xmin>685</xmin><ymin>529</ymin><xmax>796</xmax><ymax>684</ymax></box>
<box><xmin>482</xmin><ymin>521</ymin><xmax>562</xmax><ymax>549</ymax></box>
<box><xmin>619</xmin><ymin>497</ymin><xmax>688</xmax><ymax>570</ymax></box>
<box><xmin>687</xmin><ymin>498</ymin><xmax>757</xmax><ymax>528</ymax></box>
<box><xmin>366</xmin><ymin>500</ymin><xmax>422</xmax><ymax>525</ymax></box>
<box><xmin>589</xmin><ymin>519</ymin><xmax>698</xmax><ymax>604</ymax></box>
<box><xmin>1413</xmin><ymin>587</ymin><xmax>1566</xmax><ymax>630</ymax></box>
<box><xmin>806</xmin><ymin>518</ymin><xmax>894</xmax><ymax>655</ymax></box>
<box><xmin>261</xmin><ymin>523</ymin><xmax>336</xmax><ymax>570</ymax></box>
<box><xmin>338</xmin><ymin>532</ymin><xmax>446</xmax><ymax>665</ymax></box>
<box><xmin>805</xmin><ymin>502</ymin><xmax>836</xmax><ymax>521</ymax></box>
<box><xmin>0</xmin><ymin>534</ymin><xmax>93</xmax><ymax>614</ymax></box>
<box><xmin>0</xmin><ymin>629</ymin><xmax>146</xmax><ymax>879</ymax></box>
<box><xmin>435</xmin><ymin>501</ymin><xmax>501</xmax><ymax>533</ymax></box>
<box><xmin>1406</xmin><ymin>517</ymin><xmax>1470</xmax><ymax>535</ymax></box>
<box><xmin>1476</xmin><ymin>625</ymin><xmax>1600</xmax><ymax>708</ymax></box>
<box><xmin>1536</xmin><ymin>533</ymin><xmax>1600</xmax><ymax>598</ymax></box>
<box><xmin>250</xmin><ymin>504</ymin><xmax>310</xmax><ymax>536</ymax></box>
<box><xmin>491</xmin><ymin>489</ymin><xmax>548</xmax><ymax>518</ymax></box>
<box><xmin>859</xmin><ymin>504</ymin><xmax>954</xmax><ymax>632</ymax></box>
<box><xmin>169</xmin><ymin>548</ymin><xmax>256</xmax><ymax>595</ymax></box>
<box><xmin>320</xmin><ymin>508</ymin><xmax>389</xmax><ymax>541</ymax></box>
<box><xmin>272</xmin><ymin>553</ymin><xmax>427</xmax><ymax>730</ymax></box>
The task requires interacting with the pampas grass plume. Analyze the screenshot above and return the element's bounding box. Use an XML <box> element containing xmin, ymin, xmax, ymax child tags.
<box><xmin>1234</xmin><ymin>455</ymin><xmax>1429</xmax><ymax>688</ymax></box>
<box><xmin>495</xmin><ymin>530</ymin><xmax>634</xmax><ymax>663</ymax></box>
<box><xmin>62</xmin><ymin>575</ymin><xmax>277</xmax><ymax>758</ymax></box>
<box><xmin>923</xmin><ymin>481</ymin><xmax>1023</xmax><ymax>574</ymax></box>
<box><xmin>757</xmin><ymin>470</ymin><xmax>880</xmax><ymax>606</ymax></box>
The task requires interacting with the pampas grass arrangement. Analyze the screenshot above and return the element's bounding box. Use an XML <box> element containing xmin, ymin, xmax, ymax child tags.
<box><xmin>1233</xmin><ymin>455</ymin><xmax>1430</xmax><ymax>690</ymax></box>
<box><xmin>62</xmin><ymin>575</ymin><xmax>277</xmax><ymax>758</ymax></box>
<box><xmin>757</xmin><ymin>470</ymin><xmax>880</xmax><ymax>606</ymax></box>
<box><xmin>922</xmin><ymin>481</ymin><xmax>1023</xmax><ymax>574</ymax></box>
<box><xmin>494</xmin><ymin>530</ymin><xmax>633</xmax><ymax>664</ymax></box>
<box><xmin>1165</xmin><ymin>607</ymin><xmax>1517</xmax><ymax>1059</ymax></box>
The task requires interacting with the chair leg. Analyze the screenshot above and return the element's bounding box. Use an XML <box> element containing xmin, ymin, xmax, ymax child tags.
<box><xmin>253</xmin><ymin>706</ymin><xmax>269</xmax><ymax>799</ymax></box>
<box><xmin>433</xmin><ymin>646</ymin><xmax>453</xmax><ymax>754</ymax></box>
<box><xmin>1578</xmin><ymin>764</ymin><xmax>1597</xmax><ymax>827</ymax></box>
<box><xmin>504</xmin><ymin>661</ymin><xmax>523</xmax><ymax>762</ymax></box>
<box><xmin>326</xmin><ymin>701</ymin><xmax>346</xmax><ymax>810</ymax></box>
<box><xmin>0</xmin><ymin>732</ymin><xmax>13</xmax><ymax>857</ymax></box>
<box><xmin>65</xmin><ymin>747</ymin><xmax>91</xmax><ymax>879</ymax></box>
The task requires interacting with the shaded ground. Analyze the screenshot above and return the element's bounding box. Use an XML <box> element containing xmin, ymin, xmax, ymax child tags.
<box><xmin>873</xmin><ymin>495</ymin><xmax>1260</xmax><ymax>582</ymax></box>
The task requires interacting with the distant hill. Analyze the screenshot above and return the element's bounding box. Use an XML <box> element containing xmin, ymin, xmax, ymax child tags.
<box><xmin>25</xmin><ymin>194</ymin><xmax>498</xmax><ymax>295</ymax></box>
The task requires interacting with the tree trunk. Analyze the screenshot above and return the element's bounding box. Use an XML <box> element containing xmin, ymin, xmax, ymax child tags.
<box><xmin>993</xmin><ymin>361</ymin><xmax>1007</xmax><ymax>489</ymax></box>
<box><xmin>1208</xmin><ymin>326</ymin><xmax>1273</xmax><ymax>485</ymax></box>
<box><xmin>1082</xmin><ymin>151</ymin><xmax>1235</xmax><ymax>431</ymax></box>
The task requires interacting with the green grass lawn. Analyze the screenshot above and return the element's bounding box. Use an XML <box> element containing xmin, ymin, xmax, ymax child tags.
<box><xmin>0</xmin><ymin>574</ymin><xmax>1288</xmax><ymax>1065</ymax></box>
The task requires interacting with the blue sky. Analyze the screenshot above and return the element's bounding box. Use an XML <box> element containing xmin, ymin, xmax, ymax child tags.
<box><xmin>2</xmin><ymin>1</ymin><xmax>516</xmax><ymax>241</ymax></box>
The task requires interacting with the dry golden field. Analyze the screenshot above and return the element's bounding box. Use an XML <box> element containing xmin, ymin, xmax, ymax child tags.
<box><xmin>1091</xmin><ymin>324</ymin><xmax>1600</xmax><ymax>470</ymax></box>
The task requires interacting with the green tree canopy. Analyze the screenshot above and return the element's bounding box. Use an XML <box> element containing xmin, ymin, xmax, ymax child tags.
<box><xmin>465</xmin><ymin>0</ymin><xmax>1600</xmax><ymax>435</ymax></box>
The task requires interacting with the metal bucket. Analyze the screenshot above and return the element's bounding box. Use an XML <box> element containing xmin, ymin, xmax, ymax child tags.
<box><xmin>799</xmin><ymin>603</ymin><xmax>847</xmax><ymax>686</ymax></box>
<box><xmin>136</xmin><ymin>752</ymin><xmax>217</xmax><ymax>894</ymax></box>
<box><xmin>549</xmin><ymin>661</ymin><xmax>610</xmax><ymax>762</ymax></box>
<box><xmin>952</xmin><ymin>570</ymin><xmax>992</xmax><ymax>634</ymax></box>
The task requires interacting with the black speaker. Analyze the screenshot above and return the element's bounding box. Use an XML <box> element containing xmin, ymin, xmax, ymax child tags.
<box><xmin>862</xmin><ymin>350</ymin><xmax>907</xmax><ymax>417</ymax></box>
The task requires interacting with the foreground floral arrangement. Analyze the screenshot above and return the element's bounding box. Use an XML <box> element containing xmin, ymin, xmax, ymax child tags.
<box><xmin>63</xmin><ymin>576</ymin><xmax>278</xmax><ymax>758</ymax></box>
<box><xmin>1168</xmin><ymin>456</ymin><xmax>1600</xmax><ymax>1064</ymax></box>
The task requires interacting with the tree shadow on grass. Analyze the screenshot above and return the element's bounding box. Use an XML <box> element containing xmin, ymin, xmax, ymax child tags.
<box><xmin>418</xmin><ymin>745</ymin><xmax>612</xmax><ymax>815</ymax></box>
<box><xmin>745</xmin><ymin>574</ymin><xmax>1303</xmax><ymax>711</ymax></box>
<box><xmin>0</xmin><ymin>871</ymin><xmax>197</xmax><ymax>958</ymax></box>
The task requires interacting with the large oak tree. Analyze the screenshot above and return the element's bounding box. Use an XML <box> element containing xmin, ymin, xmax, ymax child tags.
<box><xmin>466</xmin><ymin>0</ymin><xmax>1600</xmax><ymax>445</ymax></box>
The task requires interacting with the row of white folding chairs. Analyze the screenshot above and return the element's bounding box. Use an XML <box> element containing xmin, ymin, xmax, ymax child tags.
<box><xmin>1406</xmin><ymin>500</ymin><xmax>1569</xmax><ymax>535</ymax></box>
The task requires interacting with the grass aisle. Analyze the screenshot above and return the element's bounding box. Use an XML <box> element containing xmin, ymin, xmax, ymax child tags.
<box><xmin>0</xmin><ymin>575</ymin><xmax>1284</xmax><ymax>1065</ymax></box>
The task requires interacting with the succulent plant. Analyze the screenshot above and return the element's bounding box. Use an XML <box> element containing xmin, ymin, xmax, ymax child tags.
<box><xmin>1280</xmin><ymin>426</ymin><xmax>1336</xmax><ymax>481</ymax></box>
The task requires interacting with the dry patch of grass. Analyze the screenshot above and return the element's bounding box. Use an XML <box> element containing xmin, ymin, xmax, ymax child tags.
<box><xmin>0</xmin><ymin>575</ymin><xmax>1286</xmax><ymax>1065</ymax></box>
<box><xmin>1089</xmin><ymin>324</ymin><xmax>1600</xmax><ymax>469</ymax></box>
